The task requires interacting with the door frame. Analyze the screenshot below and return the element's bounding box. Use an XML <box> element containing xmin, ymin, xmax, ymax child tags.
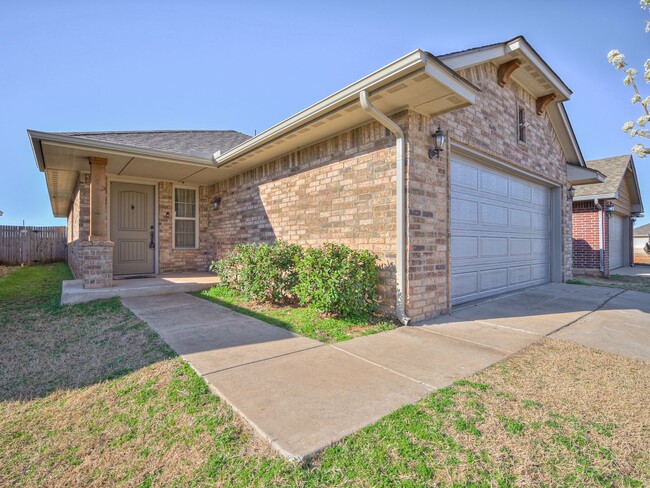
<box><xmin>107</xmin><ymin>175</ymin><xmax>159</xmax><ymax>275</ymax></box>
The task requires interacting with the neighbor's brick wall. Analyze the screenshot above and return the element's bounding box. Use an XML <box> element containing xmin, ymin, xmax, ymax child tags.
<box><xmin>439</xmin><ymin>63</ymin><xmax>573</xmax><ymax>281</ymax></box>
<box><xmin>206</xmin><ymin>117</ymin><xmax>401</xmax><ymax>310</ymax></box>
<box><xmin>157</xmin><ymin>182</ymin><xmax>211</xmax><ymax>273</ymax></box>
<box><xmin>572</xmin><ymin>200</ymin><xmax>601</xmax><ymax>272</ymax></box>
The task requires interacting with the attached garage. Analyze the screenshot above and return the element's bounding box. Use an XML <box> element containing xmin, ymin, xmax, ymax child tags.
<box><xmin>451</xmin><ymin>155</ymin><xmax>553</xmax><ymax>304</ymax></box>
<box><xmin>608</xmin><ymin>214</ymin><xmax>628</xmax><ymax>270</ymax></box>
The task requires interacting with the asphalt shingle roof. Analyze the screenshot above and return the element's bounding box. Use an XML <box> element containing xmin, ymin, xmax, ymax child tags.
<box><xmin>574</xmin><ymin>155</ymin><xmax>631</xmax><ymax>199</ymax></box>
<box><xmin>634</xmin><ymin>222</ymin><xmax>650</xmax><ymax>237</ymax></box>
<box><xmin>57</xmin><ymin>130</ymin><xmax>251</xmax><ymax>158</ymax></box>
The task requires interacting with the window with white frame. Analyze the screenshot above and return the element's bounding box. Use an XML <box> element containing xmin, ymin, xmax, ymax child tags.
<box><xmin>517</xmin><ymin>105</ymin><xmax>527</xmax><ymax>143</ymax></box>
<box><xmin>174</xmin><ymin>187</ymin><xmax>197</xmax><ymax>249</ymax></box>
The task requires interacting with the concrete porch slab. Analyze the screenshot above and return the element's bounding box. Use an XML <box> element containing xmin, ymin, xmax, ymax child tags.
<box><xmin>204</xmin><ymin>345</ymin><xmax>430</xmax><ymax>460</ymax></box>
<box><xmin>61</xmin><ymin>272</ymin><xmax>220</xmax><ymax>304</ymax></box>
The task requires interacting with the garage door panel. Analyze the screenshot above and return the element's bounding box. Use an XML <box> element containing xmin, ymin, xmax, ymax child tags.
<box><xmin>609</xmin><ymin>215</ymin><xmax>625</xmax><ymax>270</ymax></box>
<box><xmin>451</xmin><ymin>156</ymin><xmax>552</xmax><ymax>304</ymax></box>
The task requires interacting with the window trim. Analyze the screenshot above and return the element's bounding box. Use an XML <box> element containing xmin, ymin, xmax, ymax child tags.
<box><xmin>172</xmin><ymin>184</ymin><xmax>199</xmax><ymax>250</ymax></box>
<box><xmin>517</xmin><ymin>104</ymin><xmax>527</xmax><ymax>144</ymax></box>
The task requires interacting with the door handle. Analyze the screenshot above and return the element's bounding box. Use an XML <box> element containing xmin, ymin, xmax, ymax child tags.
<box><xmin>149</xmin><ymin>225</ymin><xmax>155</xmax><ymax>250</ymax></box>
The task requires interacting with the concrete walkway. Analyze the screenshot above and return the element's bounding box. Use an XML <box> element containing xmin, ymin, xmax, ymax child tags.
<box><xmin>122</xmin><ymin>282</ymin><xmax>650</xmax><ymax>461</ymax></box>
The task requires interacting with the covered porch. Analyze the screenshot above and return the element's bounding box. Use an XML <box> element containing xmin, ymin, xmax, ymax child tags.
<box><xmin>61</xmin><ymin>271</ymin><xmax>220</xmax><ymax>304</ymax></box>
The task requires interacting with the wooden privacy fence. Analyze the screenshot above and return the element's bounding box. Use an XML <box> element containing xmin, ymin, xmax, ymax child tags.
<box><xmin>0</xmin><ymin>226</ymin><xmax>67</xmax><ymax>265</ymax></box>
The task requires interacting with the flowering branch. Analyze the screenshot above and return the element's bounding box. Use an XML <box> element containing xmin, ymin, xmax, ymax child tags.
<box><xmin>607</xmin><ymin>0</ymin><xmax>650</xmax><ymax>157</ymax></box>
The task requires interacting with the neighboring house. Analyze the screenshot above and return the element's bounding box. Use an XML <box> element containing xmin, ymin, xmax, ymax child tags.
<box><xmin>634</xmin><ymin>222</ymin><xmax>650</xmax><ymax>253</ymax></box>
<box><xmin>572</xmin><ymin>155</ymin><xmax>644</xmax><ymax>275</ymax></box>
<box><xmin>28</xmin><ymin>36</ymin><xmax>599</xmax><ymax>322</ymax></box>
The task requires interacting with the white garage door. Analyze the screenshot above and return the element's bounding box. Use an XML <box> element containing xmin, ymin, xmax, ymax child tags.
<box><xmin>609</xmin><ymin>215</ymin><xmax>625</xmax><ymax>270</ymax></box>
<box><xmin>451</xmin><ymin>156</ymin><xmax>552</xmax><ymax>304</ymax></box>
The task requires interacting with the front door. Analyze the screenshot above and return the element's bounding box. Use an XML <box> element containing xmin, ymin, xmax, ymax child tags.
<box><xmin>110</xmin><ymin>182</ymin><xmax>155</xmax><ymax>275</ymax></box>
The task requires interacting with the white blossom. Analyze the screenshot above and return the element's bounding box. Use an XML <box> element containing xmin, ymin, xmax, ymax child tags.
<box><xmin>638</xmin><ymin>115</ymin><xmax>650</xmax><ymax>126</ymax></box>
<box><xmin>630</xmin><ymin>128</ymin><xmax>638</xmax><ymax>136</ymax></box>
<box><xmin>643</xmin><ymin>96</ymin><xmax>650</xmax><ymax>105</ymax></box>
<box><xmin>632</xmin><ymin>93</ymin><xmax>642</xmax><ymax>103</ymax></box>
<box><xmin>623</xmin><ymin>121</ymin><xmax>635</xmax><ymax>132</ymax></box>
<box><xmin>642</xmin><ymin>0</ymin><xmax>650</xmax><ymax>10</ymax></box>
<box><xmin>646</xmin><ymin>20</ymin><xmax>650</xmax><ymax>32</ymax></box>
<box><xmin>632</xmin><ymin>143</ymin><xmax>648</xmax><ymax>157</ymax></box>
<box><xmin>639</xmin><ymin>129</ymin><xmax>649</xmax><ymax>137</ymax></box>
<box><xmin>608</xmin><ymin>50</ymin><xmax>626</xmax><ymax>69</ymax></box>
<box><xmin>626</xmin><ymin>68</ymin><xmax>638</xmax><ymax>77</ymax></box>
<box><xmin>624</xmin><ymin>74</ymin><xmax>634</xmax><ymax>85</ymax></box>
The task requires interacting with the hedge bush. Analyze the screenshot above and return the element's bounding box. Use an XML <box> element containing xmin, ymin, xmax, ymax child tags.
<box><xmin>210</xmin><ymin>241</ymin><xmax>302</xmax><ymax>303</ymax></box>
<box><xmin>295</xmin><ymin>243</ymin><xmax>379</xmax><ymax>318</ymax></box>
<box><xmin>210</xmin><ymin>242</ymin><xmax>380</xmax><ymax>317</ymax></box>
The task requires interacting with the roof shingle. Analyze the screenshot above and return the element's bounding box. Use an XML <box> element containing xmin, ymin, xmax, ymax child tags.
<box><xmin>56</xmin><ymin>130</ymin><xmax>251</xmax><ymax>158</ymax></box>
<box><xmin>573</xmin><ymin>155</ymin><xmax>631</xmax><ymax>198</ymax></box>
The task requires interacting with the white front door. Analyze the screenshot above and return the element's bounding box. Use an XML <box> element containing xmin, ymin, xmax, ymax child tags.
<box><xmin>110</xmin><ymin>182</ymin><xmax>156</xmax><ymax>275</ymax></box>
<box><xmin>609</xmin><ymin>215</ymin><xmax>626</xmax><ymax>270</ymax></box>
<box><xmin>451</xmin><ymin>156</ymin><xmax>552</xmax><ymax>305</ymax></box>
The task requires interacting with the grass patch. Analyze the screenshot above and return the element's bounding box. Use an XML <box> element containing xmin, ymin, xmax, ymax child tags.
<box><xmin>568</xmin><ymin>274</ymin><xmax>650</xmax><ymax>294</ymax></box>
<box><xmin>194</xmin><ymin>285</ymin><xmax>397</xmax><ymax>343</ymax></box>
<box><xmin>1</xmin><ymin>264</ymin><xmax>648</xmax><ymax>486</ymax></box>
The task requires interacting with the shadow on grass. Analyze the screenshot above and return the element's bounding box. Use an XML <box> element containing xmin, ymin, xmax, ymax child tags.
<box><xmin>0</xmin><ymin>263</ymin><xmax>175</xmax><ymax>402</ymax></box>
<box><xmin>192</xmin><ymin>286</ymin><xmax>397</xmax><ymax>343</ymax></box>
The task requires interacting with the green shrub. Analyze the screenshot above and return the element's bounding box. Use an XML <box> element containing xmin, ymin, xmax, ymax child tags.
<box><xmin>210</xmin><ymin>241</ymin><xmax>303</xmax><ymax>303</ymax></box>
<box><xmin>295</xmin><ymin>243</ymin><xmax>380</xmax><ymax>318</ymax></box>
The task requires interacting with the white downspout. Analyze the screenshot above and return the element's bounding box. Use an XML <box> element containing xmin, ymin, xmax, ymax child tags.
<box><xmin>595</xmin><ymin>199</ymin><xmax>604</xmax><ymax>273</ymax></box>
<box><xmin>359</xmin><ymin>90</ymin><xmax>410</xmax><ymax>325</ymax></box>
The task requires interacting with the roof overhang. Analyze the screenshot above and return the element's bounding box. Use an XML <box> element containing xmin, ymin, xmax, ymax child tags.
<box><xmin>212</xmin><ymin>49</ymin><xmax>479</xmax><ymax>176</ymax></box>
<box><xmin>29</xmin><ymin>49</ymin><xmax>479</xmax><ymax>218</ymax></box>
<box><xmin>440</xmin><ymin>36</ymin><xmax>584</xmax><ymax>166</ymax></box>
<box><xmin>567</xmin><ymin>164</ymin><xmax>605</xmax><ymax>186</ymax></box>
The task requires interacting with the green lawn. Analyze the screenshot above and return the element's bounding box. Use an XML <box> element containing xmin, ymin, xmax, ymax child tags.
<box><xmin>194</xmin><ymin>285</ymin><xmax>396</xmax><ymax>343</ymax></box>
<box><xmin>1</xmin><ymin>264</ymin><xmax>648</xmax><ymax>486</ymax></box>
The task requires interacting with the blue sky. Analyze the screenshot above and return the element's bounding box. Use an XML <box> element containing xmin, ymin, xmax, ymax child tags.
<box><xmin>1</xmin><ymin>0</ymin><xmax>648</xmax><ymax>226</ymax></box>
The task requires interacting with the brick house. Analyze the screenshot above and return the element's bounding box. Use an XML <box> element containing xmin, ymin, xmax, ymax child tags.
<box><xmin>28</xmin><ymin>36</ymin><xmax>601</xmax><ymax>323</ymax></box>
<box><xmin>572</xmin><ymin>155</ymin><xmax>644</xmax><ymax>276</ymax></box>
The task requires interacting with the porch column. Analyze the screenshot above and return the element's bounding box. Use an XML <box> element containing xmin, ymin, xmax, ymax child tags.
<box><xmin>88</xmin><ymin>157</ymin><xmax>108</xmax><ymax>241</ymax></box>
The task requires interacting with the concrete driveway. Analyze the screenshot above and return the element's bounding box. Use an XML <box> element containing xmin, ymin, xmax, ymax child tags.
<box><xmin>123</xmin><ymin>282</ymin><xmax>650</xmax><ymax>461</ymax></box>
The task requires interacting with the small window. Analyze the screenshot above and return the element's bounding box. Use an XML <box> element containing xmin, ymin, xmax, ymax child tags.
<box><xmin>517</xmin><ymin>106</ymin><xmax>527</xmax><ymax>143</ymax></box>
<box><xmin>174</xmin><ymin>187</ymin><xmax>197</xmax><ymax>249</ymax></box>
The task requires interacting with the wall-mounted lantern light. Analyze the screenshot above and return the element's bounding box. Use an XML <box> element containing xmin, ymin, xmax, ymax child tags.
<box><xmin>567</xmin><ymin>185</ymin><xmax>576</xmax><ymax>201</ymax></box>
<box><xmin>606</xmin><ymin>202</ymin><xmax>615</xmax><ymax>215</ymax></box>
<box><xmin>211</xmin><ymin>197</ymin><xmax>222</xmax><ymax>211</ymax></box>
<box><xmin>428</xmin><ymin>126</ymin><xmax>445</xmax><ymax>159</ymax></box>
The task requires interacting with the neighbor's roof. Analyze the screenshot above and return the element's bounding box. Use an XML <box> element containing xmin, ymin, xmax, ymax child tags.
<box><xmin>634</xmin><ymin>222</ymin><xmax>650</xmax><ymax>237</ymax></box>
<box><xmin>56</xmin><ymin>130</ymin><xmax>251</xmax><ymax>159</ymax></box>
<box><xmin>574</xmin><ymin>155</ymin><xmax>633</xmax><ymax>198</ymax></box>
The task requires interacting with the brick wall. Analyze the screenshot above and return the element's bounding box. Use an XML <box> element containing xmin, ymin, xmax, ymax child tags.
<box><xmin>77</xmin><ymin>241</ymin><xmax>114</xmax><ymax>288</ymax></box>
<box><xmin>157</xmin><ymin>182</ymin><xmax>211</xmax><ymax>273</ymax></box>
<box><xmin>206</xmin><ymin>117</ymin><xmax>400</xmax><ymax>310</ymax></box>
<box><xmin>572</xmin><ymin>200</ymin><xmax>601</xmax><ymax>272</ymax></box>
<box><xmin>67</xmin><ymin>173</ymin><xmax>91</xmax><ymax>278</ymax></box>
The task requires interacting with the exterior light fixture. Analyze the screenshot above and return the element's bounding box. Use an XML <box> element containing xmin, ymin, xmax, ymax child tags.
<box><xmin>606</xmin><ymin>202</ymin><xmax>615</xmax><ymax>215</ymax></box>
<box><xmin>631</xmin><ymin>216</ymin><xmax>637</xmax><ymax>224</ymax></box>
<box><xmin>211</xmin><ymin>197</ymin><xmax>221</xmax><ymax>210</ymax></box>
<box><xmin>567</xmin><ymin>185</ymin><xmax>576</xmax><ymax>201</ymax></box>
<box><xmin>428</xmin><ymin>126</ymin><xmax>445</xmax><ymax>159</ymax></box>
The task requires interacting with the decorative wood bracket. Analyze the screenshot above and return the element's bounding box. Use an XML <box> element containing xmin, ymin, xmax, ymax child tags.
<box><xmin>536</xmin><ymin>93</ymin><xmax>557</xmax><ymax>115</ymax></box>
<box><xmin>496</xmin><ymin>58</ymin><xmax>522</xmax><ymax>87</ymax></box>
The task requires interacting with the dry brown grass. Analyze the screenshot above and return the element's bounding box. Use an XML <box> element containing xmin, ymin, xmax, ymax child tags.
<box><xmin>0</xmin><ymin>265</ymin><xmax>19</xmax><ymax>279</ymax></box>
<box><xmin>575</xmin><ymin>273</ymin><xmax>650</xmax><ymax>294</ymax></box>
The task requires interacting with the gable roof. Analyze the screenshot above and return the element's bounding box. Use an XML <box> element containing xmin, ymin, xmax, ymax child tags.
<box><xmin>56</xmin><ymin>130</ymin><xmax>250</xmax><ymax>159</ymax></box>
<box><xmin>574</xmin><ymin>154</ymin><xmax>644</xmax><ymax>212</ymax></box>
<box><xmin>634</xmin><ymin>222</ymin><xmax>650</xmax><ymax>237</ymax></box>
<box><xmin>439</xmin><ymin>36</ymin><xmax>584</xmax><ymax>166</ymax></box>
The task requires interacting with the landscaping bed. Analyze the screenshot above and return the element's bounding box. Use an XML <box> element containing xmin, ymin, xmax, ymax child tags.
<box><xmin>194</xmin><ymin>286</ymin><xmax>396</xmax><ymax>343</ymax></box>
<box><xmin>1</xmin><ymin>264</ymin><xmax>648</xmax><ymax>486</ymax></box>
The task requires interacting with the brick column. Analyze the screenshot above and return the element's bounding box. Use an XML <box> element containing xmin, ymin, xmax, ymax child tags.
<box><xmin>78</xmin><ymin>240</ymin><xmax>114</xmax><ymax>289</ymax></box>
<box><xmin>89</xmin><ymin>157</ymin><xmax>108</xmax><ymax>241</ymax></box>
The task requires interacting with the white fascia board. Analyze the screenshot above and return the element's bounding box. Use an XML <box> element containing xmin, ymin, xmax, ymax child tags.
<box><xmin>215</xmin><ymin>50</ymin><xmax>479</xmax><ymax>167</ymax></box>
<box><xmin>439</xmin><ymin>45</ymin><xmax>506</xmax><ymax>70</ymax></box>
<box><xmin>505</xmin><ymin>39</ymin><xmax>572</xmax><ymax>99</ymax></box>
<box><xmin>27</xmin><ymin>130</ymin><xmax>215</xmax><ymax>172</ymax></box>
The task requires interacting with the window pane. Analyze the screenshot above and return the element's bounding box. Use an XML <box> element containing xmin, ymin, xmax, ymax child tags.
<box><xmin>175</xmin><ymin>219</ymin><xmax>195</xmax><ymax>248</ymax></box>
<box><xmin>175</xmin><ymin>188</ymin><xmax>196</xmax><ymax>218</ymax></box>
